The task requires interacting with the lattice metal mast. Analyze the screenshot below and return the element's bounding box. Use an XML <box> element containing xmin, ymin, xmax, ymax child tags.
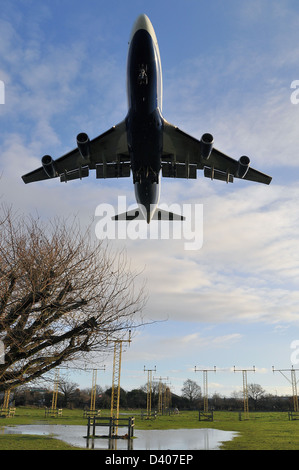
<box><xmin>109</xmin><ymin>331</ymin><xmax>131</xmax><ymax>435</ymax></box>
<box><xmin>272</xmin><ymin>366</ymin><xmax>299</xmax><ymax>412</ymax></box>
<box><xmin>165</xmin><ymin>385</ymin><xmax>172</xmax><ymax>411</ymax></box>
<box><xmin>90</xmin><ymin>367</ymin><xmax>105</xmax><ymax>413</ymax></box>
<box><xmin>51</xmin><ymin>369</ymin><xmax>60</xmax><ymax>412</ymax></box>
<box><xmin>154</xmin><ymin>376</ymin><xmax>169</xmax><ymax>414</ymax></box>
<box><xmin>233</xmin><ymin>366</ymin><xmax>255</xmax><ymax>419</ymax></box>
<box><xmin>194</xmin><ymin>366</ymin><xmax>216</xmax><ymax>413</ymax></box>
<box><xmin>90</xmin><ymin>369</ymin><xmax>97</xmax><ymax>412</ymax></box>
<box><xmin>2</xmin><ymin>390</ymin><xmax>10</xmax><ymax>410</ymax></box>
<box><xmin>144</xmin><ymin>366</ymin><xmax>156</xmax><ymax>418</ymax></box>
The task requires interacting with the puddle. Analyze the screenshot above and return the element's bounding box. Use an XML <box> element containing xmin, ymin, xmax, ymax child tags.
<box><xmin>1</xmin><ymin>424</ymin><xmax>237</xmax><ymax>450</ymax></box>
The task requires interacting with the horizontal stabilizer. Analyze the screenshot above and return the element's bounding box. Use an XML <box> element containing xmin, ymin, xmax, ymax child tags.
<box><xmin>153</xmin><ymin>208</ymin><xmax>185</xmax><ymax>221</ymax></box>
<box><xmin>112</xmin><ymin>209</ymin><xmax>142</xmax><ymax>221</ymax></box>
<box><xmin>112</xmin><ymin>207</ymin><xmax>185</xmax><ymax>221</ymax></box>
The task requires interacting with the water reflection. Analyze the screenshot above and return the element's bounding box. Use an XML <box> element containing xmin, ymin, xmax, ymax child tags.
<box><xmin>1</xmin><ymin>425</ymin><xmax>237</xmax><ymax>450</ymax></box>
<box><xmin>86</xmin><ymin>436</ymin><xmax>134</xmax><ymax>450</ymax></box>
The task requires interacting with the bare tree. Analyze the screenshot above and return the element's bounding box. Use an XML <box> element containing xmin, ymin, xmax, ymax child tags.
<box><xmin>58</xmin><ymin>379</ymin><xmax>79</xmax><ymax>407</ymax></box>
<box><xmin>247</xmin><ymin>383</ymin><xmax>265</xmax><ymax>410</ymax></box>
<box><xmin>181</xmin><ymin>379</ymin><xmax>201</xmax><ymax>407</ymax></box>
<box><xmin>0</xmin><ymin>207</ymin><xmax>146</xmax><ymax>392</ymax></box>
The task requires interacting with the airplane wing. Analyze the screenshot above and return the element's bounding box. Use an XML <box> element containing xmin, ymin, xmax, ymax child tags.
<box><xmin>162</xmin><ymin>120</ymin><xmax>272</xmax><ymax>184</ymax></box>
<box><xmin>22</xmin><ymin>120</ymin><xmax>130</xmax><ymax>184</ymax></box>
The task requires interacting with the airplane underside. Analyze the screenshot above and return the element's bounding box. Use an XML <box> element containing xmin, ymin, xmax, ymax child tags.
<box><xmin>21</xmin><ymin>14</ymin><xmax>272</xmax><ymax>225</ymax></box>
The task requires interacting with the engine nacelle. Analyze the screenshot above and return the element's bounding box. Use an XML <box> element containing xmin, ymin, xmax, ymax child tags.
<box><xmin>236</xmin><ymin>155</ymin><xmax>250</xmax><ymax>178</ymax></box>
<box><xmin>77</xmin><ymin>132</ymin><xmax>90</xmax><ymax>161</ymax></box>
<box><xmin>200</xmin><ymin>133</ymin><xmax>214</xmax><ymax>160</ymax></box>
<box><xmin>41</xmin><ymin>155</ymin><xmax>56</xmax><ymax>178</ymax></box>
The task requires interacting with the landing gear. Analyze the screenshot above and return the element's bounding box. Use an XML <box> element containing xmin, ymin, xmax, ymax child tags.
<box><xmin>133</xmin><ymin>166</ymin><xmax>158</xmax><ymax>184</ymax></box>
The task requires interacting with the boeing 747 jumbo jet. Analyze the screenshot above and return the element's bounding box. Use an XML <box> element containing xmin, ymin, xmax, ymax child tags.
<box><xmin>22</xmin><ymin>14</ymin><xmax>272</xmax><ymax>223</ymax></box>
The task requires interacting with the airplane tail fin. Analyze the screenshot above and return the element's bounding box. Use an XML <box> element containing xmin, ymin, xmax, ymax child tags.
<box><xmin>112</xmin><ymin>207</ymin><xmax>185</xmax><ymax>222</ymax></box>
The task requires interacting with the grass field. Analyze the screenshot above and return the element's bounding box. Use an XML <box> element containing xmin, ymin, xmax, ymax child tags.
<box><xmin>1</xmin><ymin>407</ymin><xmax>299</xmax><ymax>450</ymax></box>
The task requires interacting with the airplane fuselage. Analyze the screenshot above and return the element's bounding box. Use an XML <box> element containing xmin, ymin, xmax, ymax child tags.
<box><xmin>126</xmin><ymin>15</ymin><xmax>163</xmax><ymax>223</ymax></box>
<box><xmin>21</xmin><ymin>14</ymin><xmax>272</xmax><ymax>212</ymax></box>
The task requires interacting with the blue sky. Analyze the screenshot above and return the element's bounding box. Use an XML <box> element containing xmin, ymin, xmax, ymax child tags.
<box><xmin>1</xmin><ymin>0</ymin><xmax>299</xmax><ymax>398</ymax></box>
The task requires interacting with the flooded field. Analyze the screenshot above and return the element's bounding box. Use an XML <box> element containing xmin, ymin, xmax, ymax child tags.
<box><xmin>1</xmin><ymin>424</ymin><xmax>237</xmax><ymax>450</ymax></box>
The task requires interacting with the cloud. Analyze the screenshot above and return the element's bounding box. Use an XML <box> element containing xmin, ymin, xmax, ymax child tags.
<box><xmin>124</xmin><ymin>328</ymin><xmax>243</xmax><ymax>367</ymax></box>
<box><xmin>115</xmin><ymin>177</ymin><xmax>299</xmax><ymax>327</ymax></box>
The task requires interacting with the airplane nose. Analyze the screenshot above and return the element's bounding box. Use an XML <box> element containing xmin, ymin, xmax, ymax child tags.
<box><xmin>129</xmin><ymin>14</ymin><xmax>158</xmax><ymax>45</ymax></box>
<box><xmin>135</xmin><ymin>14</ymin><xmax>151</xmax><ymax>30</ymax></box>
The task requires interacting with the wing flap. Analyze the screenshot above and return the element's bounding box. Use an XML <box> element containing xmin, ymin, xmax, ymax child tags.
<box><xmin>204</xmin><ymin>166</ymin><xmax>234</xmax><ymax>183</ymax></box>
<box><xmin>96</xmin><ymin>162</ymin><xmax>131</xmax><ymax>179</ymax></box>
<box><xmin>60</xmin><ymin>166</ymin><xmax>89</xmax><ymax>182</ymax></box>
<box><xmin>161</xmin><ymin>161</ymin><xmax>197</xmax><ymax>179</ymax></box>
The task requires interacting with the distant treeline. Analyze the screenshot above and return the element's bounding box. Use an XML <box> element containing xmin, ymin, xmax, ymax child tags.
<box><xmin>3</xmin><ymin>383</ymin><xmax>297</xmax><ymax>412</ymax></box>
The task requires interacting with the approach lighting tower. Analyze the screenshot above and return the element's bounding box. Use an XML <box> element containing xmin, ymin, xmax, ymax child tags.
<box><xmin>51</xmin><ymin>369</ymin><xmax>60</xmax><ymax>414</ymax></box>
<box><xmin>90</xmin><ymin>367</ymin><xmax>105</xmax><ymax>414</ymax></box>
<box><xmin>233</xmin><ymin>366</ymin><xmax>255</xmax><ymax>420</ymax></box>
<box><xmin>272</xmin><ymin>366</ymin><xmax>299</xmax><ymax>414</ymax></box>
<box><xmin>154</xmin><ymin>376</ymin><xmax>169</xmax><ymax>414</ymax></box>
<box><xmin>144</xmin><ymin>366</ymin><xmax>156</xmax><ymax>418</ymax></box>
<box><xmin>165</xmin><ymin>385</ymin><xmax>172</xmax><ymax>411</ymax></box>
<box><xmin>194</xmin><ymin>366</ymin><xmax>216</xmax><ymax>413</ymax></box>
<box><xmin>109</xmin><ymin>331</ymin><xmax>131</xmax><ymax>435</ymax></box>
<box><xmin>1</xmin><ymin>390</ymin><xmax>10</xmax><ymax>416</ymax></box>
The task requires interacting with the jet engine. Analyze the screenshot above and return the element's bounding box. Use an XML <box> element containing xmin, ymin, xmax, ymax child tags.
<box><xmin>200</xmin><ymin>133</ymin><xmax>214</xmax><ymax>160</ymax></box>
<box><xmin>41</xmin><ymin>155</ymin><xmax>56</xmax><ymax>178</ymax></box>
<box><xmin>77</xmin><ymin>132</ymin><xmax>90</xmax><ymax>161</ymax></box>
<box><xmin>236</xmin><ymin>156</ymin><xmax>250</xmax><ymax>178</ymax></box>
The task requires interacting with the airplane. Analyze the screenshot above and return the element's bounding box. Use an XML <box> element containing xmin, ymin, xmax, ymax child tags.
<box><xmin>22</xmin><ymin>14</ymin><xmax>272</xmax><ymax>224</ymax></box>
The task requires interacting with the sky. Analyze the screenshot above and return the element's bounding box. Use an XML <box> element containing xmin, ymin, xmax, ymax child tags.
<box><xmin>1</xmin><ymin>0</ymin><xmax>299</xmax><ymax>399</ymax></box>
